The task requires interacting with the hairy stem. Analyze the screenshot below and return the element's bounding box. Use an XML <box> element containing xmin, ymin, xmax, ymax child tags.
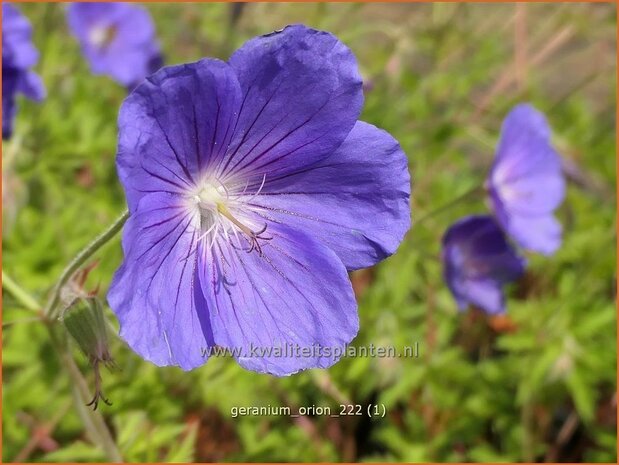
<box><xmin>44</xmin><ymin>209</ymin><xmax>129</xmax><ymax>320</ymax></box>
<box><xmin>48</xmin><ymin>325</ymin><xmax>123</xmax><ymax>462</ymax></box>
<box><xmin>3</xmin><ymin>276</ymin><xmax>122</xmax><ymax>461</ymax></box>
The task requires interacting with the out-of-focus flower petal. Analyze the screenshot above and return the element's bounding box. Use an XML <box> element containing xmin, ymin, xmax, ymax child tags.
<box><xmin>2</xmin><ymin>3</ymin><xmax>39</xmax><ymax>68</ymax></box>
<box><xmin>249</xmin><ymin>121</ymin><xmax>411</xmax><ymax>270</ymax></box>
<box><xmin>490</xmin><ymin>173</ymin><xmax>565</xmax><ymax>216</ymax></box>
<box><xmin>493</xmin><ymin>208</ymin><xmax>562</xmax><ymax>255</ymax></box>
<box><xmin>2</xmin><ymin>69</ymin><xmax>18</xmax><ymax>139</ymax></box>
<box><xmin>17</xmin><ymin>70</ymin><xmax>45</xmax><ymax>101</ymax></box>
<box><xmin>67</xmin><ymin>2</ymin><xmax>162</xmax><ymax>88</ymax></box>
<box><xmin>455</xmin><ymin>278</ymin><xmax>505</xmax><ymax>315</ymax></box>
<box><xmin>2</xmin><ymin>4</ymin><xmax>44</xmax><ymax>139</ymax></box>
<box><xmin>488</xmin><ymin>104</ymin><xmax>565</xmax><ymax>255</ymax></box>
<box><xmin>442</xmin><ymin>215</ymin><xmax>525</xmax><ymax>315</ymax></box>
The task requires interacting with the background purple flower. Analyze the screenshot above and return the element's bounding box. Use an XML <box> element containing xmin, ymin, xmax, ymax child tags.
<box><xmin>108</xmin><ymin>25</ymin><xmax>411</xmax><ymax>375</ymax></box>
<box><xmin>2</xmin><ymin>3</ymin><xmax>45</xmax><ymax>139</ymax></box>
<box><xmin>67</xmin><ymin>2</ymin><xmax>163</xmax><ymax>90</ymax></box>
<box><xmin>487</xmin><ymin>104</ymin><xmax>566</xmax><ymax>255</ymax></box>
<box><xmin>442</xmin><ymin>215</ymin><xmax>526</xmax><ymax>315</ymax></box>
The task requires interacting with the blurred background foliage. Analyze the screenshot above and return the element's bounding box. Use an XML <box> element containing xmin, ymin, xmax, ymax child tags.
<box><xmin>2</xmin><ymin>2</ymin><xmax>616</xmax><ymax>462</ymax></box>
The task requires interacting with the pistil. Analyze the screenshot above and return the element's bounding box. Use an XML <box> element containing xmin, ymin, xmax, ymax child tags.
<box><xmin>216</xmin><ymin>202</ymin><xmax>254</xmax><ymax>237</ymax></box>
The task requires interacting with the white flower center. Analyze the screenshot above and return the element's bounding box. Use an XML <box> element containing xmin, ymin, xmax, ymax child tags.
<box><xmin>187</xmin><ymin>174</ymin><xmax>269</xmax><ymax>255</ymax></box>
<box><xmin>193</xmin><ymin>184</ymin><xmax>225</xmax><ymax>212</ymax></box>
<box><xmin>89</xmin><ymin>24</ymin><xmax>116</xmax><ymax>49</ymax></box>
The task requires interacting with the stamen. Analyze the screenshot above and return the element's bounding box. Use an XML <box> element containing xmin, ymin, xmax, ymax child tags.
<box><xmin>245</xmin><ymin>174</ymin><xmax>267</xmax><ymax>202</ymax></box>
<box><xmin>214</xmin><ymin>177</ymin><xmax>231</xmax><ymax>200</ymax></box>
<box><xmin>240</xmin><ymin>179</ymin><xmax>250</xmax><ymax>196</ymax></box>
<box><xmin>196</xmin><ymin>221</ymin><xmax>217</xmax><ymax>243</ymax></box>
<box><xmin>216</xmin><ymin>202</ymin><xmax>272</xmax><ymax>256</ymax></box>
<box><xmin>217</xmin><ymin>202</ymin><xmax>254</xmax><ymax>237</ymax></box>
<box><xmin>190</xmin><ymin>175</ymin><xmax>272</xmax><ymax>257</ymax></box>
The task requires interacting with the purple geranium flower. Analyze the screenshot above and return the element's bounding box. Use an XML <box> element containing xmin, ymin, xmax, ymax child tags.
<box><xmin>442</xmin><ymin>215</ymin><xmax>525</xmax><ymax>315</ymax></box>
<box><xmin>487</xmin><ymin>104</ymin><xmax>566</xmax><ymax>255</ymax></box>
<box><xmin>67</xmin><ymin>2</ymin><xmax>163</xmax><ymax>89</ymax></box>
<box><xmin>2</xmin><ymin>3</ymin><xmax>45</xmax><ymax>139</ymax></box>
<box><xmin>107</xmin><ymin>25</ymin><xmax>411</xmax><ymax>375</ymax></box>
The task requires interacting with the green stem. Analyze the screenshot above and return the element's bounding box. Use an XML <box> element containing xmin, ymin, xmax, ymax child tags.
<box><xmin>2</xmin><ymin>277</ymin><xmax>122</xmax><ymax>461</ymax></box>
<box><xmin>44</xmin><ymin>209</ymin><xmax>129</xmax><ymax>320</ymax></box>
<box><xmin>2</xmin><ymin>270</ymin><xmax>42</xmax><ymax>313</ymax></box>
<box><xmin>47</xmin><ymin>326</ymin><xmax>123</xmax><ymax>462</ymax></box>
<box><xmin>310</xmin><ymin>370</ymin><xmax>351</xmax><ymax>405</ymax></box>
<box><xmin>521</xmin><ymin>400</ymin><xmax>535</xmax><ymax>461</ymax></box>
<box><xmin>414</xmin><ymin>184</ymin><xmax>485</xmax><ymax>226</ymax></box>
<box><xmin>3</xmin><ymin>317</ymin><xmax>43</xmax><ymax>327</ymax></box>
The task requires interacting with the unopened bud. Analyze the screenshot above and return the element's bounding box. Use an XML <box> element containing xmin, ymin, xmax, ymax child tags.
<box><xmin>62</xmin><ymin>297</ymin><xmax>114</xmax><ymax>410</ymax></box>
<box><xmin>63</xmin><ymin>297</ymin><xmax>111</xmax><ymax>364</ymax></box>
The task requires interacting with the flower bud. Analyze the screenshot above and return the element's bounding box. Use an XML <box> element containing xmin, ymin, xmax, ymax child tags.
<box><xmin>62</xmin><ymin>296</ymin><xmax>114</xmax><ymax>409</ymax></box>
<box><xmin>62</xmin><ymin>297</ymin><xmax>111</xmax><ymax>365</ymax></box>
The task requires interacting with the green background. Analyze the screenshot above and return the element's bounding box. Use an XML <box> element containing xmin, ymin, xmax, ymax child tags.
<box><xmin>2</xmin><ymin>2</ymin><xmax>616</xmax><ymax>462</ymax></box>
